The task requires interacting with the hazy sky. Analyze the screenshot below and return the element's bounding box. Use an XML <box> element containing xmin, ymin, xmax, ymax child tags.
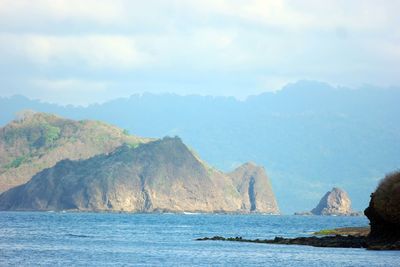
<box><xmin>0</xmin><ymin>0</ymin><xmax>399</xmax><ymax>105</ymax></box>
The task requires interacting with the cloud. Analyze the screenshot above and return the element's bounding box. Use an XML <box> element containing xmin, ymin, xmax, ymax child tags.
<box><xmin>32</xmin><ymin>79</ymin><xmax>108</xmax><ymax>93</ymax></box>
<box><xmin>2</xmin><ymin>0</ymin><xmax>398</xmax><ymax>34</ymax></box>
<box><xmin>0</xmin><ymin>34</ymin><xmax>152</xmax><ymax>70</ymax></box>
<box><xmin>0</xmin><ymin>0</ymin><xmax>399</xmax><ymax>104</ymax></box>
<box><xmin>30</xmin><ymin>79</ymin><xmax>111</xmax><ymax>106</ymax></box>
<box><xmin>0</xmin><ymin>0</ymin><xmax>125</xmax><ymax>26</ymax></box>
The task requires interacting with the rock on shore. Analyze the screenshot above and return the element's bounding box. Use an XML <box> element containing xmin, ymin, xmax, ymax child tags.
<box><xmin>196</xmin><ymin>235</ymin><xmax>368</xmax><ymax>249</ymax></box>
<box><xmin>364</xmin><ymin>171</ymin><xmax>400</xmax><ymax>249</ymax></box>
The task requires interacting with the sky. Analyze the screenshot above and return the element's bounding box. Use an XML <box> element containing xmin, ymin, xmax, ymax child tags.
<box><xmin>0</xmin><ymin>0</ymin><xmax>399</xmax><ymax>105</ymax></box>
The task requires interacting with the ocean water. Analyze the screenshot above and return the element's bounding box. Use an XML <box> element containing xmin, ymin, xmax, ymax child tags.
<box><xmin>0</xmin><ymin>212</ymin><xmax>399</xmax><ymax>266</ymax></box>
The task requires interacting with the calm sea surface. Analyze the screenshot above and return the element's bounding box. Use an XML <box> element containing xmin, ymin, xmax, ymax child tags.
<box><xmin>0</xmin><ymin>212</ymin><xmax>398</xmax><ymax>266</ymax></box>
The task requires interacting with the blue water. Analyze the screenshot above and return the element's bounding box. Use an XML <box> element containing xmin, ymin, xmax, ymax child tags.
<box><xmin>0</xmin><ymin>212</ymin><xmax>399</xmax><ymax>266</ymax></box>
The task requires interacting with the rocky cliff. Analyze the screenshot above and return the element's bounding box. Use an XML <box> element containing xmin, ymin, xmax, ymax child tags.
<box><xmin>228</xmin><ymin>163</ymin><xmax>279</xmax><ymax>213</ymax></box>
<box><xmin>311</xmin><ymin>187</ymin><xmax>353</xmax><ymax>215</ymax></box>
<box><xmin>0</xmin><ymin>111</ymin><xmax>151</xmax><ymax>192</ymax></box>
<box><xmin>0</xmin><ymin>137</ymin><xmax>279</xmax><ymax>213</ymax></box>
<box><xmin>364</xmin><ymin>171</ymin><xmax>400</xmax><ymax>248</ymax></box>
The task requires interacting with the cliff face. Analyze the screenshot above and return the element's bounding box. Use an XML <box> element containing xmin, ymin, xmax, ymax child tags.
<box><xmin>0</xmin><ymin>137</ymin><xmax>279</xmax><ymax>214</ymax></box>
<box><xmin>365</xmin><ymin>171</ymin><xmax>400</xmax><ymax>243</ymax></box>
<box><xmin>228</xmin><ymin>163</ymin><xmax>279</xmax><ymax>213</ymax></box>
<box><xmin>311</xmin><ymin>188</ymin><xmax>352</xmax><ymax>215</ymax></box>
<box><xmin>0</xmin><ymin>112</ymin><xmax>151</xmax><ymax>192</ymax></box>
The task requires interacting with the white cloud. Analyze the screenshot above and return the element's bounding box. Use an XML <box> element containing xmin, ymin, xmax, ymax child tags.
<box><xmin>1</xmin><ymin>0</ymin><xmax>398</xmax><ymax>33</ymax></box>
<box><xmin>186</xmin><ymin>0</ymin><xmax>313</xmax><ymax>30</ymax></box>
<box><xmin>30</xmin><ymin>79</ymin><xmax>111</xmax><ymax>106</ymax></box>
<box><xmin>32</xmin><ymin>79</ymin><xmax>108</xmax><ymax>92</ymax></box>
<box><xmin>0</xmin><ymin>34</ymin><xmax>152</xmax><ymax>69</ymax></box>
<box><xmin>180</xmin><ymin>0</ymin><xmax>400</xmax><ymax>32</ymax></box>
<box><xmin>0</xmin><ymin>0</ymin><xmax>399</xmax><ymax>103</ymax></box>
<box><xmin>0</xmin><ymin>0</ymin><xmax>125</xmax><ymax>25</ymax></box>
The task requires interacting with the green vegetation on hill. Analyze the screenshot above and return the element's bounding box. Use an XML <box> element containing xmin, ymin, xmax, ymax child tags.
<box><xmin>5</xmin><ymin>155</ymin><xmax>29</xmax><ymax>169</ymax></box>
<box><xmin>0</xmin><ymin>111</ymin><xmax>152</xmax><ymax>192</ymax></box>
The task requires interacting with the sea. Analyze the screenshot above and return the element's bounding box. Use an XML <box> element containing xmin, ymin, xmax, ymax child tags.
<box><xmin>0</xmin><ymin>212</ymin><xmax>399</xmax><ymax>266</ymax></box>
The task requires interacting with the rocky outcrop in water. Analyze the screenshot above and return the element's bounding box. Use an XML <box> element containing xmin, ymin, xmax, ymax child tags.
<box><xmin>228</xmin><ymin>163</ymin><xmax>278</xmax><ymax>213</ymax></box>
<box><xmin>311</xmin><ymin>187</ymin><xmax>353</xmax><ymax>215</ymax></box>
<box><xmin>0</xmin><ymin>137</ymin><xmax>279</xmax><ymax>214</ymax></box>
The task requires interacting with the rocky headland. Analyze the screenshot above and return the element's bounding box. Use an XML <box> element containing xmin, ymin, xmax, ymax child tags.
<box><xmin>0</xmin><ymin>136</ymin><xmax>279</xmax><ymax>214</ymax></box>
<box><xmin>0</xmin><ymin>111</ymin><xmax>151</xmax><ymax>193</ymax></box>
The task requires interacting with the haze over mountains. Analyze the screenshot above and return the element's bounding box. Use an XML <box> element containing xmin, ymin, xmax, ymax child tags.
<box><xmin>1</xmin><ymin>81</ymin><xmax>399</xmax><ymax>213</ymax></box>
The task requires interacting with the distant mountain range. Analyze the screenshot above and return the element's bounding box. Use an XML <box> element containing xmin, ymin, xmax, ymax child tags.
<box><xmin>1</xmin><ymin>80</ymin><xmax>399</xmax><ymax>213</ymax></box>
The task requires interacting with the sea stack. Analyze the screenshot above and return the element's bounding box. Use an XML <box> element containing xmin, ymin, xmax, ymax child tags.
<box><xmin>311</xmin><ymin>187</ymin><xmax>353</xmax><ymax>215</ymax></box>
<box><xmin>228</xmin><ymin>162</ymin><xmax>279</xmax><ymax>213</ymax></box>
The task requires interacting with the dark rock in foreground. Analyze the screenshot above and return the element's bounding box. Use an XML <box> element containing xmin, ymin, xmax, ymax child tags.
<box><xmin>364</xmin><ymin>171</ymin><xmax>400</xmax><ymax>249</ymax></box>
<box><xmin>196</xmin><ymin>235</ymin><xmax>368</xmax><ymax>249</ymax></box>
<box><xmin>196</xmin><ymin>233</ymin><xmax>400</xmax><ymax>250</ymax></box>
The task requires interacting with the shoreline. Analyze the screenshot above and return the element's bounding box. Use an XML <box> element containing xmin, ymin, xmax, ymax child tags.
<box><xmin>197</xmin><ymin>226</ymin><xmax>400</xmax><ymax>250</ymax></box>
<box><xmin>197</xmin><ymin>235</ymin><xmax>368</xmax><ymax>249</ymax></box>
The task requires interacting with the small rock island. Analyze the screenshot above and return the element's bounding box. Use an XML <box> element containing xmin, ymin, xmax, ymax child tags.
<box><xmin>295</xmin><ymin>187</ymin><xmax>361</xmax><ymax>216</ymax></box>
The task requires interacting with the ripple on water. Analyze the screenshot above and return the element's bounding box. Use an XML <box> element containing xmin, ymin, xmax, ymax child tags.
<box><xmin>0</xmin><ymin>212</ymin><xmax>398</xmax><ymax>266</ymax></box>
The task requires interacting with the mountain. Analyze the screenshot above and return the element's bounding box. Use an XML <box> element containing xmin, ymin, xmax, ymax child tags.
<box><xmin>1</xmin><ymin>80</ymin><xmax>399</xmax><ymax>213</ymax></box>
<box><xmin>0</xmin><ymin>137</ymin><xmax>279</xmax><ymax>213</ymax></box>
<box><xmin>311</xmin><ymin>188</ymin><xmax>353</xmax><ymax>215</ymax></box>
<box><xmin>0</xmin><ymin>111</ymin><xmax>151</xmax><ymax>193</ymax></box>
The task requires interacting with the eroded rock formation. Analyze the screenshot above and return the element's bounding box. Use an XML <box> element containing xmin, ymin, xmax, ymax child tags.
<box><xmin>311</xmin><ymin>187</ymin><xmax>353</xmax><ymax>215</ymax></box>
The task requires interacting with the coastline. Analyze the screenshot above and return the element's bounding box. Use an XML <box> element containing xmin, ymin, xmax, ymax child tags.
<box><xmin>197</xmin><ymin>226</ymin><xmax>400</xmax><ymax>250</ymax></box>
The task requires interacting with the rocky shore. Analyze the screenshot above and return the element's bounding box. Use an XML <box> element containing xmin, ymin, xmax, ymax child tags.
<box><xmin>196</xmin><ymin>226</ymin><xmax>399</xmax><ymax>250</ymax></box>
<box><xmin>196</xmin><ymin>234</ymin><xmax>368</xmax><ymax>249</ymax></box>
<box><xmin>313</xmin><ymin>227</ymin><xmax>369</xmax><ymax>236</ymax></box>
<box><xmin>198</xmin><ymin>171</ymin><xmax>400</xmax><ymax>251</ymax></box>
